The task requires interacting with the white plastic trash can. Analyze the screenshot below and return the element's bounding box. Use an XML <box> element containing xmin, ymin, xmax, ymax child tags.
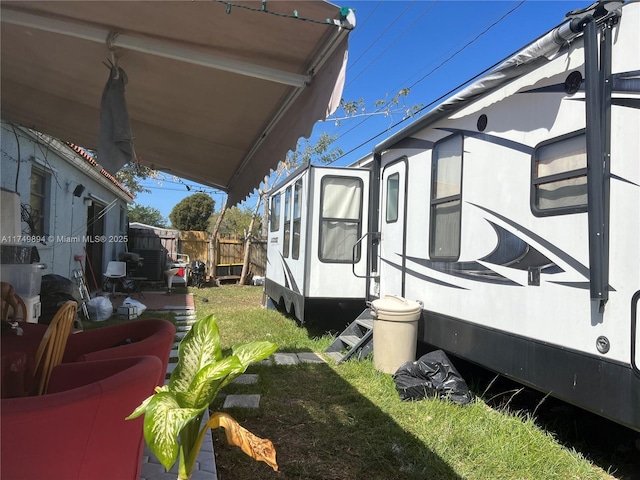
<box><xmin>371</xmin><ymin>295</ymin><xmax>421</xmax><ymax>374</ymax></box>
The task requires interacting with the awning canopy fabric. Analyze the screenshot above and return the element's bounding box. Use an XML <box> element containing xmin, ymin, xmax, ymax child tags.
<box><xmin>1</xmin><ymin>1</ymin><xmax>353</xmax><ymax>205</ymax></box>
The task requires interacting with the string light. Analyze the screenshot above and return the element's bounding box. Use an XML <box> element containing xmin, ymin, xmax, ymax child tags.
<box><xmin>216</xmin><ymin>0</ymin><xmax>354</xmax><ymax>29</ymax></box>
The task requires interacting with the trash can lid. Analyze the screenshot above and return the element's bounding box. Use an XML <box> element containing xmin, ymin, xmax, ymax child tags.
<box><xmin>370</xmin><ymin>295</ymin><xmax>422</xmax><ymax>320</ymax></box>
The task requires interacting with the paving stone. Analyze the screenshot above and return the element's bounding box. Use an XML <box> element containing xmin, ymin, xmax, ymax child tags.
<box><xmin>297</xmin><ymin>352</ymin><xmax>326</xmax><ymax>364</ymax></box>
<box><xmin>144</xmin><ymin>473</ymin><xmax>176</xmax><ymax>480</ymax></box>
<box><xmin>142</xmin><ymin>472</ymin><xmax>175</xmax><ymax>480</ymax></box>
<box><xmin>223</xmin><ymin>394</ymin><xmax>261</xmax><ymax>409</ymax></box>
<box><xmin>176</xmin><ymin>325</ymin><xmax>191</xmax><ymax>332</ymax></box>
<box><xmin>174</xmin><ymin>331</ymin><xmax>187</xmax><ymax>340</ymax></box>
<box><xmin>198</xmin><ymin>437</ymin><xmax>214</xmax><ymax>454</ymax></box>
<box><xmin>170</xmin><ymin>348</ymin><xmax>179</xmax><ymax>358</ymax></box>
<box><xmin>190</xmin><ymin>470</ymin><xmax>218</xmax><ymax>480</ymax></box>
<box><xmin>166</xmin><ymin>362</ymin><xmax>178</xmax><ymax>375</ymax></box>
<box><xmin>253</xmin><ymin>357</ymin><xmax>274</xmax><ymax>366</ymax></box>
<box><xmin>140</xmin><ymin>461</ymin><xmax>165</xmax><ymax>478</ymax></box>
<box><xmin>196</xmin><ymin>457</ymin><xmax>218</xmax><ymax>474</ymax></box>
<box><xmin>175</xmin><ymin>322</ymin><xmax>196</xmax><ymax>328</ymax></box>
<box><xmin>164</xmin><ymin>307</ymin><xmax>195</xmax><ymax>313</ymax></box>
<box><xmin>273</xmin><ymin>353</ymin><xmax>299</xmax><ymax>365</ymax></box>
<box><xmin>232</xmin><ymin>373</ymin><xmax>259</xmax><ymax>385</ymax></box>
<box><xmin>175</xmin><ymin>318</ymin><xmax>197</xmax><ymax>325</ymax></box>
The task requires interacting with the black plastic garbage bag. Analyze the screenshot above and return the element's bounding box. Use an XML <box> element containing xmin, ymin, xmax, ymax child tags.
<box><xmin>39</xmin><ymin>274</ymin><xmax>81</xmax><ymax>325</ymax></box>
<box><xmin>40</xmin><ymin>274</ymin><xmax>76</xmax><ymax>297</ymax></box>
<box><xmin>393</xmin><ymin>350</ymin><xmax>472</xmax><ymax>405</ymax></box>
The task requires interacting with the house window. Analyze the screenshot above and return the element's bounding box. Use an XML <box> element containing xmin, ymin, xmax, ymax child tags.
<box><xmin>292</xmin><ymin>179</ymin><xmax>303</xmax><ymax>260</ymax></box>
<box><xmin>269</xmin><ymin>194</ymin><xmax>280</xmax><ymax>232</ymax></box>
<box><xmin>532</xmin><ymin>131</ymin><xmax>587</xmax><ymax>216</ymax></box>
<box><xmin>319</xmin><ymin>176</ymin><xmax>363</xmax><ymax>263</ymax></box>
<box><xmin>386</xmin><ymin>173</ymin><xmax>399</xmax><ymax>223</ymax></box>
<box><xmin>430</xmin><ymin>134</ymin><xmax>463</xmax><ymax>260</ymax></box>
<box><xmin>283</xmin><ymin>187</ymin><xmax>292</xmax><ymax>258</ymax></box>
<box><xmin>29</xmin><ymin>167</ymin><xmax>49</xmax><ymax>236</ymax></box>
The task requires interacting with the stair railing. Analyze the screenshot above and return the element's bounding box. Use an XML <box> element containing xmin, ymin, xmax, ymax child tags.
<box><xmin>352</xmin><ymin>231</ymin><xmax>380</xmax><ymax>279</ymax></box>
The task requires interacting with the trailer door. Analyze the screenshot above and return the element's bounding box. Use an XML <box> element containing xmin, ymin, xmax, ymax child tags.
<box><xmin>379</xmin><ymin>159</ymin><xmax>407</xmax><ymax>297</ymax></box>
<box><xmin>309</xmin><ymin>169</ymin><xmax>369</xmax><ymax>300</ymax></box>
<box><xmin>635</xmin><ymin>292</ymin><xmax>640</xmax><ymax>375</ymax></box>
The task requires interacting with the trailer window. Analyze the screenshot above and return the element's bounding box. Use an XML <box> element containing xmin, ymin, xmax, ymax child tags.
<box><xmin>283</xmin><ymin>187</ymin><xmax>292</xmax><ymax>258</ymax></box>
<box><xmin>386</xmin><ymin>173</ymin><xmax>399</xmax><ymax>223</ymax></box>
<box><xmin>532</xmin><ymin>132</ymin><xmax>587</xmax><ymax>215</ymax></box>
<box><xmin>292</xmin><ymin>179</ymin><xmax>302</xmax><ymax>259</ymax></box>
<box><xmin>269</xmin><ymin>194</ymin><xmax>280</xmax><ymax>232</ymax></box>
<box><xmin>430</xmin><ymin>134</ymin><xmax>463</xmax><ymax>260</ymax></box>
<box><xmin>319</xmin><ymin>176</ymin><xmax>363</xmax><ymax>263</ymax></box>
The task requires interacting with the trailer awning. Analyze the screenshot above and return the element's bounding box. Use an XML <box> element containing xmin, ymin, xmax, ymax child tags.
<box><xmin>0</xmin><ymin>1</ymin><xmax>354</xmax><ymax>205</ymax></box>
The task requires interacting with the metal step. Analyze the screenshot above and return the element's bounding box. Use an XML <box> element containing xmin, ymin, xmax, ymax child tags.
<box><xmin>324</xmin><ymin>351</ymin><xmax>344</xmax><ymax>362</ymax></box>
<box><xmin>341</xmin><ymin>334</ymin><xmax>362</xmax><ymax>347</ymax></box>
<box><xmin>356</xmin><ymin>317</ymin><xmax>373</xmax><ymax>329</ymax></box>
<box><xmin>324</xmin><ymin>308</ymin><xmax>374</xmax><ymax>364</ymax></box>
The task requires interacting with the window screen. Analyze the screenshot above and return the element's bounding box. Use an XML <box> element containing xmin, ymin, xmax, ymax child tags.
<box><xmin>29</xmin><ymin>168</ymin><xmax>48</xmax><ymax>236</ymax></box>
<box><xmin>269</xmin><ymin>194</ymin><xmax>280</xmax><ymax>232</ymax></box>
<box><xmin>386</xmin><ymin>173</ymin><xmax>399</xmax><ymax>223</ymax></box>
<box><xmin>283</xmin><ymin>187</ymin><xmax>291</xmax><ymax>258</ymax></box>
<box><xmin>292</xmin><ymin>179</ymin><xmax>302</xmax><ymax>260</ymax></box>
<box><xmin>430</xmin><ymin>134</ymin><xmax>463</xmax><ymax>260</ymax></box>
<box><xmin>532</xmin><ymin>132</ymin><xmax>587</xmax><ymax>215</ymax></box>
<box><xmin>319</xmin><ymin>176</ymin><xmax>363</xmax><ymax>263</ymax></box>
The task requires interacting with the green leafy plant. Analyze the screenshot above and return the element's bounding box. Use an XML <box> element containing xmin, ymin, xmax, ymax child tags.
<box><xmin>127</xmin><ymin>314</ymin><xmax>278</xmax><ymax>480</ymax></box>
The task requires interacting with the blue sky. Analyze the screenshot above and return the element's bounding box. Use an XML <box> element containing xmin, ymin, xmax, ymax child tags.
<box><xmin>134</xmin><ymin>0</ymin><xmax>585</xmax><ymax>221</ymax></box>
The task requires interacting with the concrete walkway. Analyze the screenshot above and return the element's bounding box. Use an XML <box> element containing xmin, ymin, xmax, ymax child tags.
<box><xmin>140</xmin><ymin>313</ymin><xmax>218</xmax><ymax>480</ymax></box>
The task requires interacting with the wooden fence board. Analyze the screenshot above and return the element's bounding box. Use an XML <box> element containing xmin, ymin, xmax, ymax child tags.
<box><xmin>180</xmin><ymin>231</ymin><xmax>209</xmax><ymax>265</ymax></box>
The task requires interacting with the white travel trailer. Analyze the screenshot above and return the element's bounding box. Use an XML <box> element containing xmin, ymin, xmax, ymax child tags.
<box><xmin>265</xmin><ymin>162</ymin><xmax>370</xmax><ymax>324</ymax></box>
<box><xmin>361</xmin><ymin>0</ymin><xmax>639</xmax><ymax>431</ymax></box>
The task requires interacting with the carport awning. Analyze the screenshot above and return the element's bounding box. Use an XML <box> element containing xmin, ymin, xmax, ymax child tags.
<box><xmin>0</xmin><ymin>1</ymin><xmax>354</xmax><ymax>205</ymax></box>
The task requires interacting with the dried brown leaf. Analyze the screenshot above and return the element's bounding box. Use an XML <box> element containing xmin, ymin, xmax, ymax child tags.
<box><xmin>207</xmin><ymin>412</ymin><xmax>278</xmax><ymax>471</ymax></box>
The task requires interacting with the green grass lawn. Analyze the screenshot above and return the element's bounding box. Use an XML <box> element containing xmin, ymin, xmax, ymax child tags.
<box><xmin>184</xmin><ymin>284</ymin><xmax>617</xmax><ymax>480</ymax></box>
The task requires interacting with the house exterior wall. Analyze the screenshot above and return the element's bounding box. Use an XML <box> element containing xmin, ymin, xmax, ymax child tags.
<box><xmin>0</xmin><ymin>121</ymin><xmax>132</xmax><ymax>283</ymax></box>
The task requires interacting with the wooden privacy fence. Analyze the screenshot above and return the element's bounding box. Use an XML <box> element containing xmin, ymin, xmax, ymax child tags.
<box><xmin>216</xmin><ymin>235</ymin><xmax>243</xmax><ymax>265</ymax></box>
<box><xmin>127</xmin><ymin>227</ymin><xmax>266</xmax><ymax>283</ymax></box>
<box><xmin>214</xmin><ymin>234</ymin><xmax>266</xmax><ymax>281</ymax></box>
<box><xmin>128</xmin><ymin>227</ymin><xmax>180</xmax><ymax>260</ymax></box>
<box><xmin>180</xmin><ymin>231</ymin><xmax>209</xmax><ymax>266</ymax></box>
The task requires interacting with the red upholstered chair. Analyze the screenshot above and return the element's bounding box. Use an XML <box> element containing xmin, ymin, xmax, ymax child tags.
<box><xmin>62</xmin><ymin>318</ymin><xmax>176</xmax><ymax>386</ymax></box>
<box><xmin>1</xmin><ymin>355</ymin><xmax>162</xmax><ymax>480</ymax></box>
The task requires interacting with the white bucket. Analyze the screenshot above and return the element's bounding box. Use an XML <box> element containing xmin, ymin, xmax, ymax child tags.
<box><xmin>370</xmin><ymin>295</ymin><xmax>422</xmax><ymax>374</ymax></box>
